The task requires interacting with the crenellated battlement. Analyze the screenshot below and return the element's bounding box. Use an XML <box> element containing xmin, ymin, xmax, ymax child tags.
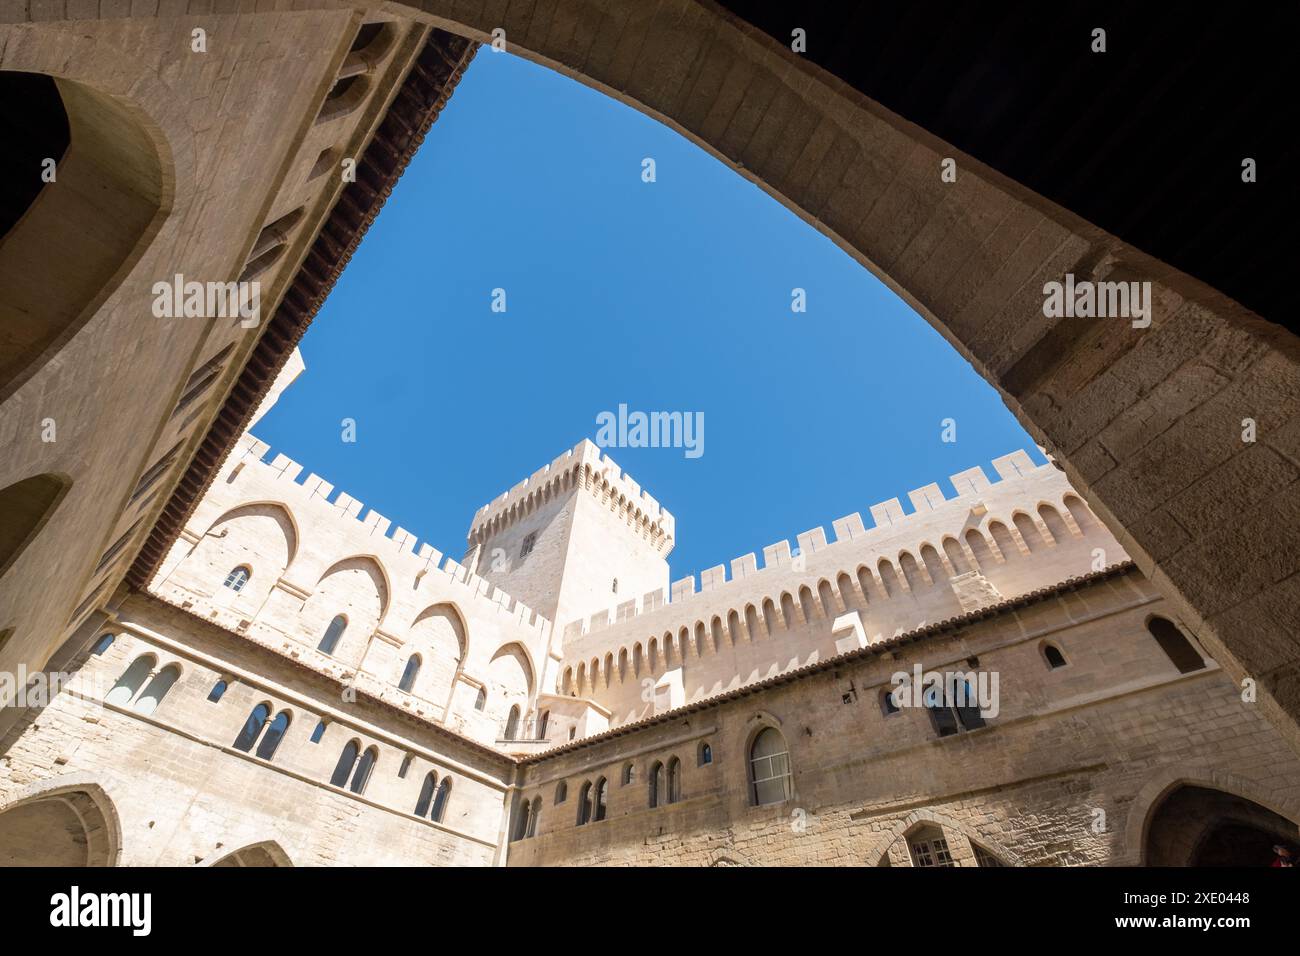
<box><xmin>466</xmin><ymin>439</ymin><xmax>675</xmax><ymax>552</ymax></box>
<box><xmin>556</xmin><ymin>450</ymin><xmax>1128</xmax><ymax>702</ymax></box>
<box><xmin>218</xmin><ymin>433</ymin><xmax>553</xmax><ymax>638</ymax></box>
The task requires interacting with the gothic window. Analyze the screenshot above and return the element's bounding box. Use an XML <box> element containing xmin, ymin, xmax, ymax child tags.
<box><xmin>622</xmin><ymin>762</ymin><xmax>635</xmax><ymax>786</ymax></box>
<box><xmin>91</xmin><ymin>633</ymin><xmax>114</xmax><ymax>656</ymax></box>
<box><xmin>749</xmin><ymin>728</ymin><xmax>792</xmax><ymax>806</ymax></box>
<box><xmin>593</xmin><ymin>777</ymin><xmax>608</xmax><ymax>822</ymax></box>
<box><xmin>908</xmin><ymin>827</ymin><xmax>954</xmax><ymax>868</ymax></box>
<box><xmin>526</xmin><ymin>797</ymin><xmax>541</xmax><ymax>837</ymax></box>
<box><xmin>398</xmin><ymin>654</ymin><xmax>420</xmax><ymax>692</ymax></box>
<box><xmin>699</xmin><ymin>742</ymin><xmax>713</xmax><ymax>766</ymax></box>
<box><xmin>415</xmin><ymin>772</ymin><xmax>436</xmax><ymax>817</ymax></box>
<box><xmin>503</xmin><ymin>704</ymin><xmax>520</xmax><ymax>741</ymax></box>
<box><xmin>1043</xmin><ymin>643</ymin><xmax>1068</xmax><ymax>668</ymax></box>
<box><xmin>924</xmin><ymin>678</ymin><xmax>985</xmax><ymax>737</ymax></box>
<box><xmin>207</xmin><ymin>679</ymin><xmax>227</xmax><ymax>703</ymax></box>
<box><xmin>666</xmin><ymin>757</ymin><xmax>682</xmax><ymax>803</ymax></box>
<box><xmin>256</xmin><ymin>711</ymin><xmax>291</xmax><ymax>761</ymax></box>
<box><xmin>330</xmin><ymin>740</ymin><xmax>360</xmax><ymax>787</ymax></box>
<box><xmin>223</xmin><ymin>565</ymin><xmax>250</xmax><ymax>592</ymax></box>
<box><xmin>880</xmin><ymin>687</ymin><xmax>901</xmax><ymax>716</ymax></box>
<box><xmin>431</xmin><ymin>778</ymin><xmax>451</xmax><ymax>822</ymax></box>
<box><xmin>576</xmin><ymin>781</ymin><xmax>593</xmax><ymax>826</ymax></box>
<box><xmin>105</xmin><ymin>654</ymin><xmax>154</xmax><ymax>707</ymax></box>
<box><xmin>318</xmin><ymin>615</ymin><xmax>347</xmax><ymax>655</ymax></box>
<box><xmin>474</xmin><ymin>686</ymin><xmax>487</xmax><ymax>711</ymax></box>
<box><xmin>310</xmin><ymin>720</ymin><xmax>327</xmax><ymax>744</ymax></box>
<box><xmin>133</xmin><ymin>664</ymin><xmax>181</xmax><ymax>716</ymax></box>
<box><xmin>973</xmin><ymin>843</ymin><xmax>1005</xmax><ymax>867</ymax></box>
<box><xmin>349</xmin><ymin>746</ymin><xmax>378</xmax><ymax>795</ymax></box>
<box><xmin>398</xmin><ymin>754</ymin><xmax>413</xmax><ymax>778</ymax></box>
<box><xmin>513</xmin><ymin>799</ymin><xmax>531</xmax><ymax>842</ymax></box>
<box><xmin>536</xmin><ymin>710</ymin><xmax>549</xmax><ymax>740</ymax></box>
<box><xmin>233</xmin><ymin>703</ymin><xmax>271</xmax><ymax>752</ymax></box>
<box><xmin>1147</xmin><ymin>616</ymin><xmax>1206</xmax><ymax>673</ymax></box>
<box><xmin>648</xmin><ymin>762</ymin><xmax>664</xmax><ymax>809</ymax></box>
<box><xmin>519</xmin><ymin>532</ymin><xmax>537</xmax><ymax>557</ymax></box>
<box><xmin>554</xmin><ymin>781</ymin><xmax>567</xmax><ymax>804</ymax></box>
<box><xmin>612</xmin><ymin>578</ymin><xmax>618</xmax><ymax>593</ymax></box>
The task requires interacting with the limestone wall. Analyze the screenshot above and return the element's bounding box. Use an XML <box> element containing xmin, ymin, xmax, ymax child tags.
<box><xmin>559</xmin><ymin>451</ymin><xmax>1127</xmax><ymax>727</ymax></box>
<box><xmin>0</xmin><ymin>594</ymin><xmax>513</xmax><ymax>866</ymax></box>
<box><xmin>509</xmin><ymin>571</ymin><xmax>1300</xmax><ymax>866</ymax></box>
<box><xmin>148</xmin><ymin>431</ymin><xmax>552</xmax><ymax>750</ymax></box>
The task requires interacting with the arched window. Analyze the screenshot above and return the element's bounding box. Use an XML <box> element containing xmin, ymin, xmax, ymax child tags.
<box><xmin>908</xmin><ymin>826</ymin><xmax>954</xmax><ymax>867</ymax></box>
<box><xmin>749</xmin><ymin>727</ymin><xmax>792</xmax><ymax>806</ymax></box>
<box><xmin>972</xmin><ymin>843</ymin><xmax>1005</xmax><ymax>867</ymax></box>
<box><xmin>513</xmin><ymin>798</ymin><xmax>532</xmax><ymax>842</ymax></box>
<box><xmin>91</xmin><ymin>633</ymin><xmax>114</xmax><ymax>656</ymax></box>
<box><xmin>503</xmin><ymin>704</ymin><xmax>520</xmax><ymax>741</ymax></box>
<box><xmin>880</xmin><ymin>687</ymin><xmax>901</xmax><ymax>716</ymax></box>
<box><xmin>576</xmin><ymin>781</ymin><xmax>593</xmax><ymax>826</ymax></box>
<box><xmin>0</xmin><ymin>474</ymin><xmax>71</xmax><ymax>580</ymax></box>
<box><xmin>349</xmin><ymin>746</ymin><xmax>378</xmax><ymax>794</ymax></box>
<box><xmin>398</xmin><ymin>654</ymin><xmax>420</xmax><ymax>692</ymax></box>
<box><xmin>1043</xmin><ymin>643</ymin><xmax>1068</xmax><ymax>668</ymax></box>
<box><xmin>648</xmin><ymin>761</ymin><xmax>664</xmax><ymax>809</ymax></box>
<box><xmin>621</xmin><ymin>762</ymin><xmax>635</xmax><ymax>786</ymax></box>
<box><xmin>207</xmin><ymin>679</ymin><xmax>227</xmax><ymax>703</ymax></box>
<box><xmin>415</xmin><ymin>772</ymin><xmax>436</xmax><ymax>817</ymax></box>
<box><xmin>133</xmin><ymin>664</ymin><xmax>181</xmax><ymax>716</ymax></box>
<box><xmin>536</xmin><ymin>710</ymin><xmax>549</xmax><ymax>740</ymax></box>
<box><xmin>698</xmin><ymin>742</ymin><xmax>713</xmax><ymax>766</ymax></box>
<box><xmin>1147</xmin><ymin>616</ymin><xmax>1206</xmax><ymax>673</ymax></box>
<box><xmin>474</xmin><ymin>687</ymin><xmax>487</xmax><ymax>711</ymax></box>
<box><xmin>223</xmin><ymin>565</ymin><xmax>250</xmax><ymax>592</ymax></box>
<box><xmin>233</xmin><ymin>702</ymin><xmax>271</xmax><ymax>752</ymax></box>
<box><xmin>666</xmin><ymin>757</ymin><xmax>682</xmax><ymax>804</ymax></box>
<box><xmin>924</xmin><ymin>677</ymin><xmax>986</xmax><ymax>736</ymax></box>
<box><xmin>612</xmin><ymin>578</ymin><xmax>618</xmax><ymax>593</ymax></box>
<box><xmin>256</xmin><ymin>711</ymin><xmax>291</xmax><ymax>761</ymax></box>
<box><xmin>398</xmin><ymin>754</ymin><xmax>413</xmax><ymax>778</ymax></box>
<box><xmin>105</xmin><ymin>655</ymin><xmax>154</xmax><ymax>707</ymax></box>
<box><xmin>526</xmin><ymin>796</ymin><xmax>541</xmax><ymax>838</ymax></box>
<box><xmin>554</xmin><ymin>781</ymin><xmax>568</xmax><ymax>804</ymax></box>
<box><xmin>329</xmin><ymin>740</ymin><xmax>360</xmax><ymax>787</ymax></box>
<box><xmin>431</xmin><ymin>778</ymin><xmax>451</xmax><ymax>822</ymax></box>
<box><xmin>593</xmin><ymin>777</ymin><xmax>608</xmax><ymax>822</ymax></box>
<box><xmin>318</xmin><ymin>615</ymin><xmax>347</xmax><ymax>655</ymax></box>
<box><xmin>310</xmin><ymin>720</ymin><xmax>327</xmax><ymax>744</ymax></box>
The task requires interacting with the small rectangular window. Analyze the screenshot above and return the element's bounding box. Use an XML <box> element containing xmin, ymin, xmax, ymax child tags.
<box><xmin>519</xmin><ymin>532</ymin><xmax>537</xmax><ymax>558</ymax></box>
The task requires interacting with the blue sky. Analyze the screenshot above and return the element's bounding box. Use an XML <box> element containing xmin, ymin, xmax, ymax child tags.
<box><xmin>254</xmin><ymin>50</ymin><xmax>1044</xmax><ymax>581</ymax></box>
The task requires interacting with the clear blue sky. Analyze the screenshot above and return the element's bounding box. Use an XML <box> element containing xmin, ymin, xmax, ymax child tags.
<box><xmin>255</xmin><ymin>50</ymin><xmax>1044</xmax><ymax>581</ymax></box>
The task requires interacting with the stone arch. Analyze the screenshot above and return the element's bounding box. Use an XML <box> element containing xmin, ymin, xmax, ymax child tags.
<box><xmin>182</xmin><ymin>500</ymin><xmax>300</xmax><ymax>609</ymax></box>
<box><xmin>863</xmin><ymin>807</ymin><xmax>1026</xmax><ymax>867</ymax></box>
<box><xmin>0</xmin><ymin>776</ymin><xmax>122</xmax><ymax>866</ymax></box>
<box><xmin>0</xmin><ymin>70</ymin><xmax>172</xmax><ymax>403</ymax></box>
<box><xmin>302</xmin><ymin>555</ymin><xmax>390</xmax><ymax>661</ymax></box>
<box><xmin>0</xmin><ymin>472</ymin><xmax>72</xmax><ymax>581</ymax></box>
<box><xmin>209</xmin><ymin>840</ymin><xmax>293</xmax><ymax>867</ymax></box>
<box><xmin>1121</xmin><ymin>765</ymin><xmax>1300</xmax><ymax>866</ymax></box>
<box><xmin>486</xmin><ymin>641</ymin><xmax>536</xmax><ymax>725</ymax></box>
<box><xmin>406</xmin><ymin>601</ymin><xmax>469</xmax><ymax>704</ymax></box>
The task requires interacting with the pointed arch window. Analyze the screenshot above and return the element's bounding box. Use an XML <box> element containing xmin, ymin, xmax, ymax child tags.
<box><xmin>474</xmin><ymin>686</ymin><xmax>487</xmax><ymax>711</ymax></box>
<box><xmin>593</xmin><ymin>777</ymin><xmax>608</xmax><ymax>822</ymax></box>
<box><xmin>749</xmin><ymin>727</ymin><xmax>792</xmax><ymax>806</ymax></box>
<box><xmin>318</xmin><ymin>615</ymin><xmax>347</xmax><ymax>655</ymax></box>
<box><xmin>330</xmin><ymin>739</ymin><xmax>360</xmax><ymax>787</ymax></box>
<box><xmin>223</xmin><ymin>565</ymin><xmax>250</xmax><ymax>592</ymax></box>
<box><xmin>398</xmin><ymin>654</ymin><xmax>420</xmax><ymax>692</ymax></box>
<box><xmin>310</xmin><ymin>720</ymin><xmax>327</xmax><ymax>744</ymax></box>
<box><xmin>621</xmin><ymin>762</ymin><xmax>635</xmax><ymax>786</ymax></box>
<box><xmin>648</xmin><ymin>762</ymin><xmax>664</xmax><ymax>809</ymax></box>
<box><xmin>526</xmin><ymin>796</ymin><xmax>541</xmax><ymax>838</ymax></box>
<box><xmin>349</xmin><ymin>746</ymin><xmax>378</xmax><ymax>795</ymax></box>
<box><xmin>503</xmin><ymin>704</ymin><xmax>520</xmax><ymax>741</ymax></box>
<box><xmin>576</xmin><ymin>781</ymin><xmax>593</xmax><ymax>825</ymax></box>
<box><xmin>666</xmin><ymin>757</ymin><xmax>682</xmax><ymax>804</ymax></box>
<box><xmin>431</xmin><ymin>778</ymin><xmax>451</xmax><ymax>822</ymax></box>
<box><xmin>698</xmin><ymin>742</ymin><xmax>713</xmax><ymax>766</ymax></box>
<box><xmin>106</xmin><ymin>654</ymin><xmax>155</xmax><ymax>707</ymax></box>
<box><xmin>233</xmin><ymin>702</ymin><xmax>271</xmax><ymax>752</ymax></box>
<box><xmin>91</xmin><ymin>633</ymin><xmax>115</xmax><ymax>656</ymax></box>
<box><xmin>415</xmin><ymin>772</ymin><xmax>436</xmax><ymax>817</ymax></box>
<box><xmin>134</xmin><ymin>664</ymin><xmax>181</xmax><ymax>716</ymax></box>
<box><xmin>554</xmin><ymin>781</ymin><xmax>568</xmax><ymax>804</ymax></box>
<box><xmin>207</xmin><ymin>679</ymin><xmax>228</xmax><ymax>703</ymax></box>
<box><xmin>256</xmin><ymin>710</ymin><xmax>291</xmax><ymax>761</ymax></box>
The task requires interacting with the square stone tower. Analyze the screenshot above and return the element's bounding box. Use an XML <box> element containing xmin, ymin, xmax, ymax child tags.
<box><xmin>465</xmin><ymin>440</ymin><xmax>674</xmax><ymax>629</ymax></box>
